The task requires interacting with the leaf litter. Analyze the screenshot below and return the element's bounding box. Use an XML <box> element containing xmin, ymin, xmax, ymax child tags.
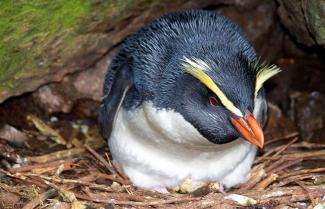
<box><xmin>0</xmin><ymin>105</ymin><xmax>324</xmax><ymax>209</ymax></box>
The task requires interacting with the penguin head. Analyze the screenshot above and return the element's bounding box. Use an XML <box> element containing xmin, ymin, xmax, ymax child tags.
<box><xmin>166</xmin><ymin>52</ymin><xmax>280</xmax><ymax>148</ymax></box>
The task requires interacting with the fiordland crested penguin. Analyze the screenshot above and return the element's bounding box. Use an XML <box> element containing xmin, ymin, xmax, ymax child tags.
<box><xmin>98</xmin><ymin>10</ymin><xmax>280</xmax><ymax>192</ymax></box>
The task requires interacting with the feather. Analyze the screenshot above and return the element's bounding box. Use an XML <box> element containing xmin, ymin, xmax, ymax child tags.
<box><xmin>254</xmin><ymin>63</ymin><xmax>281</xmax><ymax>97</ymax></box>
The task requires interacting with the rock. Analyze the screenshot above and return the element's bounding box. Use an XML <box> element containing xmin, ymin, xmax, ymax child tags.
<box><xmin>33</xmin><ymin>85</ymin><xmax>73</xmax><ymax>114</ymax></box>
<box><xmin>32</xmin><ymin>50</ymin><xmax>115</xmax><ymax>114</ymax></box>
<box><xmin>265</xmin><ymin>103</ymin><xmax>297</xmax><ymax>142</ymax></box>
<box><xmin>0</xmin><ymin>0</ymin><xmax>223</xmax><ymax>103</ymax></box>
<box><xmin>0</xmin><ymin>124</ymin><xmax>27</xmax><ymax>146</ymax></box>
<box><xmin>72</xmin><ymin>53</ymin><xmax>113</xmax><ymax>102</ymax></box>
<box><xmin>220</xmin><ymin>0</ymin><xmax>283</xmax><ymax>61</ymax></box>
<box><xmin>277</xmin><ymin>0</ymin><xmax>325</xmax><ymax>47</ymax></box>
<box><xmin>266</xmin><ymin>56</ymin><xmax>325</xmax><ymax>142</ymax></box>
<box><xmin>289</xmin><ymin>91</ymin><xmax>325</xmax><ymax>141</ymax></box>
<box><xmin>268</xmin><ymin>57</ymin><xmax>325</xmax><ymax>111</ymax></box>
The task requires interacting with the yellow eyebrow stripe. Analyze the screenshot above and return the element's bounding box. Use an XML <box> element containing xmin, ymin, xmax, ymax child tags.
<box><xmin>182</xmin><ymin>57</ymin><xmax>243</xmax><ymax>117</ymax></box>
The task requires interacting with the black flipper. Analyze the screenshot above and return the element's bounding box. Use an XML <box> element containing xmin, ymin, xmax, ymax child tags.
<box><xmin>98</xmin><ymin>59</ymin><xmax>133</xmax><ymax>139</ymax></box>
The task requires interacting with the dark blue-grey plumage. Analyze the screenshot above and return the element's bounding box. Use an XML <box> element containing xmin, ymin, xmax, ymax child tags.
<box><xmin>99</xmin><ymin>10</ymin><xmax>265</xmax><ymax>144</ymax></box>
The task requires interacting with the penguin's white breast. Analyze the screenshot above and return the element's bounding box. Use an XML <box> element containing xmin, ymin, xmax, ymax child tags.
<box><xmin>108</xmin><ymin>101</ymin><xmax>261</xmax><ymax>188</ymax></box>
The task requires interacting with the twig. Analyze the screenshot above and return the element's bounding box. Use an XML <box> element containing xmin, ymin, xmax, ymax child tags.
<box><xmin>112</xmin><ymin>159</ymin><xmax>129</xmax><ymax>180</ymax></box>
<box><xmin>265</xmin><ymin>132</ymin><xmax>299</xmax><ymax>145</ymax></box>
<box><xmin>253</xmin><ymin>173</ymin><xmax>278</xmax><ymax>191</ymax></box>
<box><xmin>22</xmin><ymin>188</ymin><xmax>57</xmax><ymax>209</ymax></box>
<box><xmin>296</xmin><ymin>181</ymin><xmax>317</xmax><ymax>207</ymax></box>
<box><xmin>75</xmin><ymin>193</ymin><xmax>200</xmax><ymax>206</ymax></box>
<box><xmin>24</xmin><ymin>173</ymin><xmax>117</xmax><ymax>192</ymax></box>
<box><xmin>9</xmin><ymin>158</ymin><xmax>78</xmax><ymax>173</ymax></box>
<box><xmin>85</xmin><ymin>145</ymin><xmax>129</xmax><ymax>185</ymax></box>
<box><xmin>83</xmin><ymin>187</ymin><xmax>145</xmax><ymax>202</ymax></box>
<box><xmin>265</xmin><ymin>158</ymin><xmax>286</xmax><ymax>173</ymax></box>
<box><xmin>255</xmin><ymin>147</ymin><xmax>280</xmax><ymax>164</ymax></box>
<box><xmin>279</xmin><ymin>167</ymin><xmax>325</xmax><ymax>179</ymax></box>
<box><xmin>37</xmin><ymin>175</ymin><xmax>88</xmax><ymax>209</ymax></box>
<box><xmin>273</xmin><ymin>137</ymin><xmax>299</xmax><ymax>157</ymax></box>
<box><xmin>164</xmin><ymin>186</ymin><xmax>325</xmax><ymax>209</ymax></box>
<box><xmin>248</xmin><ymin>186</ymin><xmax>325</xmax><ymax>204</ymax></box>
<box><xmin>27</xmin><ymin>148</ymin><xmax>85</xmax><ymax>163</ymax></box>
<box><xmin>290</xmin><ymin>142</ymin><xmax>325</xmax><ymax>149</ymax></box>
<box><xmin>84</xmin><ymin>144</ymin><xmax>117</xmax><ymax>175</ymax></box>
<box><xmin>90</xmin><ymin>172</ymin><xmax>128</xmax><ymax>186</ymax></box>
<box><xmin>268</xmin><ymin>159</ymin><xmax>302</xmax><ymax>174</ymax></box>
<box><xmin>0</xmin><ymin>182</ymin><xmax>38</xmax><ymax>199</ymax></box>
<box><xmin>239</xmin><ymin>164</ymin><xmax>266</xmax><ymax>190</ymax></box>
<box><xmin>256</xmin><ymin>138</ymin><xmax>298</xmax><ymax>165</ymax></box>
<box><xmin>0</xmin><ymin>168</ymin><xmax>48</xmax><ymax>188</ymax></box>
<box><xmin>264</xmin><ymin>149</ymin><xmax>325</xmax><ymax>161</ymax></box>
<box><xmin>271</xmin><ymin>174</ymin><xmax>315</xmax><ymax>188</ymax></box>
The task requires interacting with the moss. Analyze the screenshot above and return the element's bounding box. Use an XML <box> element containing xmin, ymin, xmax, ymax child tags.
<box><xmin>306</xmin><ymin>0</ymin><xmax>325</xmax><ymax>45</ymax></box>
<box><xmin>0</xmin><ymin>0</ymin><xmax>135</xmax><ymax>92</ymax></box>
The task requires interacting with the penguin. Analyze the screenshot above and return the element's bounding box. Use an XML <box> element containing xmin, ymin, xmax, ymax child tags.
<box><xmin>98</xmin><ymin>10</ymin><xmax>280</xmax><ymax>192</ymax></box>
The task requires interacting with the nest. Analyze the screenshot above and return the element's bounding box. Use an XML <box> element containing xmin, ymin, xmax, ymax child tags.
<box><xmin>0</xmin><ymin>111</ymin><xmax>325</xmax><ymax>209</ymax></box>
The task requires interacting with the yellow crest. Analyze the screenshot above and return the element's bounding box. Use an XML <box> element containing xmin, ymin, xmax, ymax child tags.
<box><xmin>254</xmin><ymin>63</ymin><xmax>281</xmax><ymax>97</ymax></box>
<box><xmin>181</xmin><ymin>57</ymin><xmax>243</xmax><ymax>117</ymax></box>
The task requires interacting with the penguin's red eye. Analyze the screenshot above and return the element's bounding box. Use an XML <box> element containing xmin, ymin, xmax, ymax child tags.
<box><xmin>209</xmin><ymin>96</ymin><xmax>219</xmax><ymax>106</ymax></box>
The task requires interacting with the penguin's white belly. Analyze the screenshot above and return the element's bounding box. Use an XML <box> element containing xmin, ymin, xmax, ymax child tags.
<box><xmin>109</xmin><ymin>101</ymin><xmax>259</xmax><ymax>189</ymax></box>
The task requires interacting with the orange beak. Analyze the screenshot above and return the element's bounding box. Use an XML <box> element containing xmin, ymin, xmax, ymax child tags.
<box><xmin>231</xmin><ymin>113</ymin><xmax>264</xmax><ymax>148</ymax></box>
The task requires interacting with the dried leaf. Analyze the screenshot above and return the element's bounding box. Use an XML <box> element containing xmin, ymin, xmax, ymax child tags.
<box><xmin>27</xmin><ymin>115</ymin><xmax>67</xmax><ymax>145</ymax></box>
<box><xmin>313</xmin><ymin>202</ymin><xmax>325</xmax><ymax>209</ymax></box>
<box><xmin>71</xmin><ymin>200</ymin><xmax>86</xmax><ymax>209</ymax></box>
<box><xmin>59</xmin><ymin>189</ymin><xmax>76</xmax><ymax>202</ymax></box>
<box><xmin>224</xmin><ymin>194</ymin><xmax>257</xmax><ymax>206</ymax></box>
<box><xmin>58</xmin><ymin>189</ymin><xmax>86</xmax><ymax>209</ymax></box>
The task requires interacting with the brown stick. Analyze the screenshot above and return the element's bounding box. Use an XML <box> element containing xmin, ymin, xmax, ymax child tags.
<box><xmin>23</xmin><ymin>173</ymin><xmax>116</xmax><ymax>192</ymax></box>
<box><xmin>0</xmin><ymin>169</ymin><xmax>48</xmax><ymax>188</ymax></box>
<box><xmin>265</xmin><ymin>158</ymin><xmax>286</xmax><ymax>173</ymax></box>
<box><xmin>9</xmin><ymin>158</ymin><xmax>78</xmax><ymax>173</ymax></box>
<box><xmin>264</xmin><ymin>149</ymin><xmax>325</xmax><ymax>161</ymax></box>
<box><xmin>273</xmin><ymin>137</ymin><xmax>299</xmax><ymax>157</ymax></box>
<box><xmin>164</xmin><ymin>186</ymin><xmax>325</xmax><ymax>209</ymax></box>
<box><xmin>278</xmin><ymin>167</ymin><xmax>325</xmax><ymax>180</ymax></box>
<box><xmin>85</xmin><ymin>145</ymin><xmax>129</xmax><ymax>185</ymax></box>
<box><xmin>265</xmin><ymin>132</ymin><xmax>299</xmax><ymax>145</ymax></box>
<box><xmin>84</xmin><ymin>144</ymin><xmax>117</xmax><ymax>175</ymax></box>
<box><xmin>290</xmin><ymin>142</ymin><xmax>325</xmax><ymax>149</ymax></box>
<box><xmin>22</xmin><ymin>188</ymin><xmax>57</xmax><ymax>209</ymax></box>
<box><xmin>75</xmin><ymin>193</ymin><xmax>200</xmax><ymax>206</ymax></box>
<box><xmin>268</xmin><ymin>159</ymin><xmax>302</xmax><ymax>174</ymax></box>
<box><xmin>27</xmin><ymin>148</ymin><xmax>85</xmax><ymax>163</ymax></box>
<box><xmin>253</xmin><ymin>173</ymin><xmax>278</xmax><ymax>191</ymax></box>
<box><xmin>295</xmin><ymin>181</ymin><xmax>317</xmax><ymax>207</ymax></box>
<box><xmin>239</xmin><ymin>164</ymin><xmax>266</xmax><ymax>190</ymax></box>
<box><xmin>272</xmin><ymin>174</ymin><xmax>316</xmax><ymax>188</ymax></box>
